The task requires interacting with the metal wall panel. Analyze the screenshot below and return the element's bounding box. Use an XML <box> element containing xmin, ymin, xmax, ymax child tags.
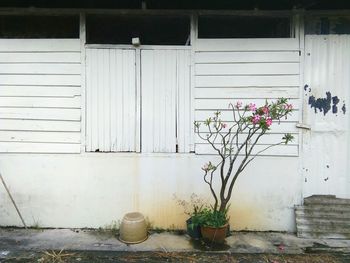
<box><xmin>86</xmin><ymin>48</ymin><xmax>137</xmax><ymax>152</ymax></box>
<box><xmin>303</xmin><ymin>35</ymin><xmax>350</xmax><ymax>198</ymax></box>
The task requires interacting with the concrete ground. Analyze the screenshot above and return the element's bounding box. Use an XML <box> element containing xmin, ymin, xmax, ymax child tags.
<box><xmin>1</xmin><ymin>228</ymin><xmax>350</xmax><ymax>262</ymax></box>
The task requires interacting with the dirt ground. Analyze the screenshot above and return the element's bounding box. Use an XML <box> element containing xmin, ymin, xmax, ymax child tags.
<box><xmin>2</xmin><ymin>251</ymin><xmax>350</xmax><ymax>263</ymax></box>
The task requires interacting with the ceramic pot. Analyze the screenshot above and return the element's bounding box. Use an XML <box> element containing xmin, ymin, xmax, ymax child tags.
<box><xmin>119</xmin><ymin>212</ymin><xmax>148</xmax><ymax>244</ymax></box>
<box><xmin>200</xmin><ymin>224</ymin><xmax>229</xmax><ymax>243</ymax></box>
<box><xmin>186</xmin><ymin>217</ymin><xmax>202</xmax><ymax>239</ymax></box>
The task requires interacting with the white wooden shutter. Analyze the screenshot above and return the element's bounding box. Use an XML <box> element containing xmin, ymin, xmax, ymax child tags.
<box><xmin>141</xmin><ymin>49</ymin><xmax>191</xmax><ymax>153</ymax></box>
<box><xmin>86</xmin><ymin>48</ymin><xmax>137</xmax><ymax>152</ymax></box>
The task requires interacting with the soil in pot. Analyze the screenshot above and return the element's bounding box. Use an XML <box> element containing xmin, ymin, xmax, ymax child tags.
<box><xmin>200</xmin><ymin>224</ymin><xmax>228</xmax><ymax>243</ymax></box>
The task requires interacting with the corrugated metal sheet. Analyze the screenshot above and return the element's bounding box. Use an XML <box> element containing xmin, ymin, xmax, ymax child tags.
<box><xmin>303</xmin><ymin>35</ymin><xmax>350</xmax><ymax>198</ymax></box>
<box><xmin>141</xmin><ymin>49</ymin><xmax>191</xmax><ymax>153</ymax></box>
<box><xmin>86</xmin><ymin>48</ymin><xmax>137</xmax><ymax>152</ymax></box>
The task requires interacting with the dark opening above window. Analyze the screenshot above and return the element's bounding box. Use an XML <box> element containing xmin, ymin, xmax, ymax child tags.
<box><xmin>306</xmin><ymin>16</ymin><xmax>350</xmax><ymax>34</ymax></box>
<box><xmin>0</xmin><ymin>15</ymin><xmax>79</xmax><ymax>38</ymax></box>
<box><xmin>198</xmin><ymin>16</ymin><xmax>291</xmax><ymax>38</ymax></box>
<box><xmin>86</xmin><ymin>15</ymin><xmax>190</xmax><ymax>45</ymax></box>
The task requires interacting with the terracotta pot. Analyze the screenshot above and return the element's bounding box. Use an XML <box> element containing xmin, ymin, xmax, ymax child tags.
<box><xmin>119</xmin><ymin>212</ymin><xmax>148</xmax><ymax>244</ymax></box>
<box><xmin>200</xmin><ymin>224</ymin><xmax>229</xmax><ymax>243</ymax></box>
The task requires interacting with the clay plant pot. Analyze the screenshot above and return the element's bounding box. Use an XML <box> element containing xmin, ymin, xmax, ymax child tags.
<box><xmin>200</xmin><ymin>223</ymin><xmax>229</xmax><ymax>243</ymax></box>
<box><xmin>119</xmin><ymin>212</ymin><xmax>148</xmax><ymax>244</ymax></box>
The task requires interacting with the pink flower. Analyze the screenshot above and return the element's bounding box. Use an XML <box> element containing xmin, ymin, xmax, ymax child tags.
<box><xmin>248</xmin><ymin>103</ymin><xmax>257</xmax><ymax>111</ymax></box>
<box><xmin>252</xmin><ymin>115</ymin><xmax>261</xmax><ymax>124</ymax></box>
<box><xmin>287</xmin><ymin>104</ymin><xmax>293</xmax><ymax>110</ymax></box>
<box><xmin>221</xmin><ymin>123</ymin><xmax>227</xmax><ymax>128</ymax></box>
<box><xmin>201</xmin><ymin>163</ymin><xmax>209</xmax><ymax>171</ymax></box>
<box><xmin>262</xmin><ymin>106</ymin><xmax>269</xmax><ymax>115</ymax></box>
<box><xmin>235</xmin><ymin>101</ymin><xmax>243</xmax><ymax>109</ymax></box>
<box><xmin>266</xmin><ymin>117</ymin><xmax>272</xmax><ymax>127</ymax></box>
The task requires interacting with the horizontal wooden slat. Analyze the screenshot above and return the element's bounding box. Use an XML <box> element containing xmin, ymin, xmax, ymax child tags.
<box><xmin>0</xmin><ymin>131</ymin><xmax>80</xmax><ymax>143</ymax></box>
<box><xmin>196</xmin><ymin>39</ymin><xmax>300</xmax><ymax>52</ymax></box>
<box><xmin>196</xmin><ymin>75</ymin><xmax>300</xmax><ymax>87</ymax></box>
<box><xmin>0</xmin><ymin>64</ymin><xmax>81</xmax><ymax>75</ymax></box>
<box><xmin>0</xmin><ymin>96</ymin><xmax>80</xmax><ymax>108</ymax></box>
<box><xmin>0</xmin><ymin>119</ymin><xmax>80</xmax><ymax>132</ymax></box>
<box><xmin>0</xmin><ymin>141</ymin><xmax>80</xmax><ymax>153</ymax></box>
<box><xmin>195</xmin><ymin>51</ymin><xmax>300</xmax><ymax>63</ymax></box>
<box><xmin>195</xmin><ymin>98</ymin><xmax>299</xmax><ymax>110</ymax></box>
<box><xmin>195</xmin><ymin>87</ymin><xmax>300</xmax><ymax>99</ymax></box>
<box><xmin>0</xmin><ymin>108</ymin><xmax>80</xmax><ymax>121</ymax></box>
<box><xmin>196</xmin><ymin>63</ymin><xmax>299</xmax><ymax>75</ymax></box>
<box><xmin>194</xmin><ymin>110</ymin><xmax>299</xmax><ymax>122</ymax></box>
<box><xmin>195</xmin><ymin>143</ymin><xmax>298</xmax><ymax>156</ymax></box>
<box><xmin>195</xmin><ymin>133</ymin><xmax>299</xmax><ymax>145</ymax></box>
<box><xmin>0</xmin><ymin>75</ymin><xmax>81</xmax><ymax>86</ymax></box>
<box><xmin>0</xmin><ymin>39</ymin><xmax>80</xmax><ymax>52</ymax></box>
<box><xmin>0</xmin><ymin>86</ymin><xmax>80</xmax><ymax>97</ymax></box>
<box><xmin>0</xmin><ymin>52</ymin><xmax>81</xmax><ymax>63</ymax></box>
<box><xmin>194</xmin><ymin>120</ymin><xmax>298</xmax><ymax>133</ymax></box>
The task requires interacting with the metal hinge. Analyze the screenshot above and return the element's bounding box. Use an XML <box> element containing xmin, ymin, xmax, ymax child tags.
<box><xmin>296</xmin><ymin>123</ymin><xmax>311</xmax><ymax>130</ymax></box>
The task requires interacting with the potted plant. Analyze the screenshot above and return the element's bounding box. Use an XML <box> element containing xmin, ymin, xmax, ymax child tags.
<box><xmin>194</xmin><ymin>98</ymin><xmax>294</xmax><ymax>242</ymax></box>
<box><xmin>198</xmin><ymin>207</ymin><xmax>229</xmax><ymax>243</ymax></box>
<box><xmin>174</xmin><ymin>193</ymin><xmax>208</xmax><ymax>239</ymax></box>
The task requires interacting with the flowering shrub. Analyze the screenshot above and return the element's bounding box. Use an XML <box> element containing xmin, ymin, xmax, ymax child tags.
<box><xmin>194</xmin><ymin>98</ymin><xmax>294</xmax><ymax>213</ymax></box>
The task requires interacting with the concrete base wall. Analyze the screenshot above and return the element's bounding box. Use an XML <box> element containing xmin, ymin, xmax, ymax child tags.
<box><xmin>0</xmin><ymin>153</ymin><xmax>301</xmax><ymax>232</ymax></box>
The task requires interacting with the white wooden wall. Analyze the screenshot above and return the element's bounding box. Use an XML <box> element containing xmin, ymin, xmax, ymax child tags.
<box><xmin>0</xmin><ymin>39</ymin><xmax>81</xmax><ymax>153</ymax></box>
<box><xmin>141</xmin><ymin>49</ymin><xmax>191</xmax><ymax>153</ymax></box>
<box><xmin>85</xmin><ymin>48</ymin><xmax>137</xmax><ymax>152</ymax></box>
<box><xmin>194</xmin><ymin>39</ymin><xmax>300</xmax><ymax>156</ymax></box>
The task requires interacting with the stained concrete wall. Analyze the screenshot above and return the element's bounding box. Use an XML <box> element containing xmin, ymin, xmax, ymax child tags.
<box><xmin>0</xmin><ymin>154</ymin><xmax>301</xmax><ymax>231</ymax></box>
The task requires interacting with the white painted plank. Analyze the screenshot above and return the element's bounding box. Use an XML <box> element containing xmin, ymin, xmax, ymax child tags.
<box><xmin>194</xmin><ymin>120</ymin><xmax>298</xmax><ymax>133</ymax></box>
<box><xmin>0</xmin><ymin>75</ymin><xmax>81</xmax><ymax>86</ymax></box>
<box><xmin>195</xmin><ymin>51</ymin><xmax>300</xmax><ymax>63</ymax></box>
<box><xmin>195</xmin><ymin>133</ymin><xmax>299</xmax><ymax>145</ymax></box>
<box><xmin>195</xmin><ymin>110</ymin><xmax>299</xmax><ymax>122</ymax></box>
<box><xmin>0</xmin><ymin>119</ymin><xmax>80</xmax><ymax>132</ymax></box>
<box><xmin>195</xmin><ymin>87</ymin><xmax>299</xmax><ymax>99</ymax></box>
<box><xmin>0</xmin><ymin>86</ymin><xmax>80</xmax><ymax>97</ymax></box>
<box><xmin>195</xmin><ymin>75</ymin><xmax>300</xmax><ymax>87</ymax></box>
<box><xmin>0</xmin><ymin>39</ymin><xmax>80</xmax><ymax>52</ymax></box>
<box><xmin>195</xmin><ymin>143</ymin><xmax>298</xmax><ymax>156</ymax></box>
<box><xmin>0</xmin><ymin>108</ymin><xmax>80</xmax><ymax>121</ymax></box>
<box><xmin>0</xmin><ymin>96</ymin><xmax>80</xmax><ymax>108</ymax></box>
<box><xmin>0</xmin><ymin>64</ymin><xmax>81</xmax><ymax>75</ymax></box>
<box><xmin>194</xmin><ymin>98</ymin><xmax>299</xmax><ymax>110</ymax></box>
<box><xmin>196</xmin><ymin>38</ymin><xmax>300</xmax><ymax>51</ymax></box>
<box><xmin>0</xmin><ymin>52</ymin><xmax>81</xmax><ymax>63</ymax></box>
<box><xmin>196</xmin><ymin>63</ymin><xmax>299</xmax><ymax>75</ymax></box>
<box><xmin>177</xmin><ymin>49</ymin><xmax>192</xmax><ymax>153</ymax></box>
<box><xmin>0</xmin><ymin>131</ymin><xmax>80</xmax><ymax>143</ymax></box>
<box><xmin>0</xmin><ymin>142</ymin><xmax>80</xmax><ymax>153</ymax></box>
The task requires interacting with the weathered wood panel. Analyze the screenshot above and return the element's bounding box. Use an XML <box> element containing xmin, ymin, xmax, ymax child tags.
<box><xmin>0</xmin><ymin>39</ymin><xmax>81</xmax><ymax>153</ymax></box>
<box><xmin>194</xmin><ymin>39</ymin><xmax>300</xmax><ymax>157</ymax></box>
<box><xmin>0</xmin><ymin>130</ymin><xmax>80</xmax><ymax>143</ymax></box>
<box><xmin>0</xmin><ymin>39</ymin><xmax>80</xmax><ymax>52</ymax></box>
<box><xmin>196</xmin><ymin>38</ymin><xmax>299</xmax><ymax>51</ymax></box>
<box><xmin>195</xmin><ymin>87</ymin><xmax>299</xmax><ymax>99</ymax></box>
<box><xmin>0</xmin><ymin>96</ymin><xmax>80</xmax><ymax>108</ymax></box>
<box><xmin>0</xmin><ymin>108</ymin><xmax>80</xmax><ymax>121</ymax></box>
<box><xmin>86</xmin><ymin>48</ymin><xmax>137</xmax><ymax>152</ymax></box>
<box><xmin>196</xmin><ymin>63</ymin><xmax>299</xmax><ymax>75</ymax></box>
<box><xmin>0</xmin><ymin>86</ymin><xmax>80</xmax><ymax>97</ymax></box>
<box><xmin>195</xmin><ymin>51</ymin><xmax>300</xmax><ymax>63</ymax></box>
<box><xmin>0</xmin><ymin>142</ymin><xmax>80</xmax><ymax>153</ymax></box>
<box><xmin>0</xmin><ymin>63</ymin><xmax>81</xmax><ymax>74</ymax></box>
